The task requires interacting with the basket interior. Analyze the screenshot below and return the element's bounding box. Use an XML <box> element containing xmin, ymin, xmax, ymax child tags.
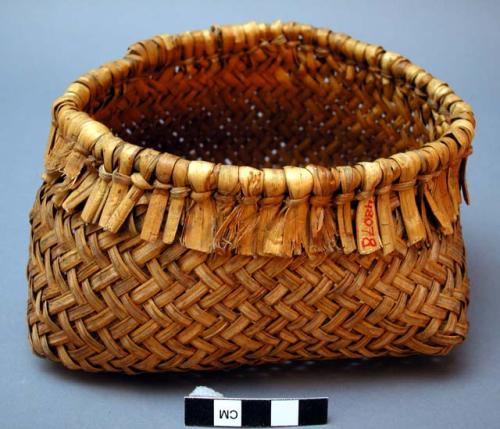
<box><xmin>91</xmin><ymin>39</ymin><xmax>441</xmax><ymax>168</ymax></box>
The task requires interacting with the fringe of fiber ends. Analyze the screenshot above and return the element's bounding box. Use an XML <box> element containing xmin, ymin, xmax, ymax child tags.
<box><xmin>43</xmin><ymin>126</ymin><xmax>68</xmax><ymax>180</ymax></box>
<box><xmin>213</xmin><ymin>167</ymin><xmax>263</xmax><ymax>255</ymax></box>
<box><xmin>48</xmin><ymin>152</ymin><xmax>468</xmax><ymax>258</ymax></box>
<box><xmin>263</xmin><ymin>166</ymin><xmax>314</xmax><ymax>257</ymax></box>
<box><xmin>306</xmin><ymin>165</ymin><xmax>339</xmax><ymax>254</ymax></box>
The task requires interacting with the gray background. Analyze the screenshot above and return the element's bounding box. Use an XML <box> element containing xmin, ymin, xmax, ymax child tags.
<box><xmin>1</xmin><ymin>0</ymin><xmax>499</xmax><ymax>428</ymax></box>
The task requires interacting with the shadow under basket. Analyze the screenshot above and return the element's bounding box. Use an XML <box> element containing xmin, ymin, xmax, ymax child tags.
<box><xmin>28</xmin><ymin>21</ymin><xmax>475</xmax><ymax>373</ymax></box>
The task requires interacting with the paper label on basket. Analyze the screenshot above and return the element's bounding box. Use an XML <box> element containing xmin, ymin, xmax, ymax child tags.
<box><xmin>356</xmin><ymin>196</ymin><xmax>382</xmax><ymax>254</ymax></box>
<box><xmin>185</xmin><ymin>396</ymin><xmax>328</xmax><ymax>427</ymax></box>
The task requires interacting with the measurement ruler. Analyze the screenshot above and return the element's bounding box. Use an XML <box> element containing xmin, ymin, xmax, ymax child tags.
<box><xmin>185</xmin><ymin>396</ymin><xmax>328</xmax><ymax>427</ymax></box>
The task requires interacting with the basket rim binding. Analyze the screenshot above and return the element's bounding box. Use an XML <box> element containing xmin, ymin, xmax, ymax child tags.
<box><xmin>41</xmin><ymin>21</ymin><xmax>475</xmax><ymax>258</ymax></box>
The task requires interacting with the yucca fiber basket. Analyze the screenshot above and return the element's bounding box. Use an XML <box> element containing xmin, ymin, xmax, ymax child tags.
<box><xmin>27</xmin><ymin>21</ymin><xmax>475</xmax><ymax>373</ymax></box>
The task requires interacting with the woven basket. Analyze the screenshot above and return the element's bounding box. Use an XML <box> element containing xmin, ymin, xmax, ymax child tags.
<box><xmin>28</xmin><ymin>21</ymin><xmax>475</xmax><ymax>373</ymax></box>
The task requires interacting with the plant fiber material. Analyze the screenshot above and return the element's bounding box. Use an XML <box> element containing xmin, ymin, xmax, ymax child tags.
<box><xmin>28</xmin><ymin>21</ymin><xmax>475</xmax><ymax>372</ymax></box>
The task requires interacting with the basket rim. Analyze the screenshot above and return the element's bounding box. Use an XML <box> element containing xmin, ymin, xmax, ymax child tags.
<box><xmin>42</xmin><ymin>21</ymin><xmax>475</xmax><ymax>257</ymax></box>
<box><xmin>46</xmin><ymin>20</ymin><xmax>474</xmax><ymax>182</ymax></box>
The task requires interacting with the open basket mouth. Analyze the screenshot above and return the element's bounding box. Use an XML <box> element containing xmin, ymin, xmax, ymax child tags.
<box><xmin>42</xmin><ymin>21</ymin><xmax>475</xmax><ymax>258</ymax></box>
<box><xmin>70</xmin><ymin>27</ymin><xmax>440</xmax><ymax>168</ymax></box>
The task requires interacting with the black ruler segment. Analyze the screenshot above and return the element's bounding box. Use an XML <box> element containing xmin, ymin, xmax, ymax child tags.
<box><xmin>298</xmin><ymin>398</ymin><xmax>328</xmax><ymax>426</ymax></box>
<box><xmin>184</xmin><ymin>396</ymin><xmax>328</xmax><ymax>427</ymax></box>
<box><xmin>185</xmin><ymin>398</ymin><xmax>214</xmax><ymax>427</ymax></box>
<box><xmin>241</xmin><ymin>399</ymin><xmax>271</xmax><ymax>427</ymax></box>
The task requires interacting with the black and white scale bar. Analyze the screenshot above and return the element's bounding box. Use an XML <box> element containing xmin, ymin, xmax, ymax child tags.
<box><xmin>185</xmin><ymin>397</ymin><xmax>328</xmax><ymax>427</ymax></box>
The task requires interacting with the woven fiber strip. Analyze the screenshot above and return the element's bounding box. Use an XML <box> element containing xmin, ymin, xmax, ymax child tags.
<box><xmin>28</xmin><ymin>21</ymin><xmax>475</xmax><ymax>373</ymax></box>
